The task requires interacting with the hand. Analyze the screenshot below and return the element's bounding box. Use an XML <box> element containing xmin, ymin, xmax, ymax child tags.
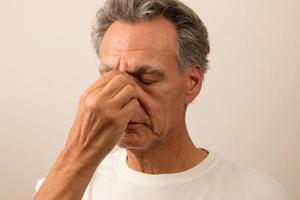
<box><xmin>33</xmin><ymin>71</ymin><xmax>138</xmax><ymax>200</ymax></box>
<box><xmin>64</xmin><ymin>71</ymin><xmax>139</xmax><ymax>166</ymax></box>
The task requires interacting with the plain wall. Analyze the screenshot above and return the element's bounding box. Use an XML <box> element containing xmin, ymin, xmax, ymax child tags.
<box><xmin>0</xmin><ymin>0</ymin><xmax>299</xmax><ymax>199</ymax></box>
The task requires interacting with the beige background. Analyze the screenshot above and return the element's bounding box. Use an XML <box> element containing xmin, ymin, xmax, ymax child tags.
<box><xmin>1</xmin><ymin>0</ymin><xmax>299</xmax><ymax>199</ymax></box>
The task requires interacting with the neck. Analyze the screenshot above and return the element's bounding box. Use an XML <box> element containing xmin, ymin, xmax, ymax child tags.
<box><xmin>125</xmin><ymin>124</ymin><xmax>208</xmax><ymax>174</ymax></box>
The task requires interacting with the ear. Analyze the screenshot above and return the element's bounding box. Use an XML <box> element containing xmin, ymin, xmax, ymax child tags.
<box><xmin>184</xmin><ymin>65</ymin><xmax>203</xmax><ymax>104</ymax></box>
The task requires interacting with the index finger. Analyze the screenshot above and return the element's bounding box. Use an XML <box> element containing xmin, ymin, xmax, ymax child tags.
<box><xmin>82</xmin><ymin>71</ymin><xmax>123</xmax><ymax>99</ymax></box>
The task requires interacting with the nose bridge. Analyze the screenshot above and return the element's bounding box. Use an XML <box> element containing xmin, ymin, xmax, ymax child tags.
<box><xmin>116</xmin><ymin>58</ymin><xmax>136</xmax><ymax>85</ymax></box>
<box><xmin>116</xmin><ymin>58</ymin><xmax>140</xmax><ymax>93</ymax></box>
<box><xmin>116</xmin><ymin>59</ymin><xmax>148</xmax><ymax>115</ymax></box>
<box><xmin>115</xmin><ymin>57</ymin><xmax>145</xmax><ymax>99</ymax></box>
<box><xmin>116</xmin><ymin>58</ymin><xmax>128</xmax><ymax>73</ymax></box>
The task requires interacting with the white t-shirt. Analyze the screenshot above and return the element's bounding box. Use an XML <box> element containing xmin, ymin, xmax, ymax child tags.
<box><xmin>36</xmin><ymin>148</ymin><xmax>289</xmax><ymax>200</ymax></box>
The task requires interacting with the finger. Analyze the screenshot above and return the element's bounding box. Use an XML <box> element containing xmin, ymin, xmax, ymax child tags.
<box><xmin>111</xmin><ymin>84</ymin><xmax>137</xmax><ymax>109</ymax></box>
<box><xmin>119</xmin><ymin>98</ymin><xmax>139</xmax><ymax>124</ymax></box>
<box><xmin>82</xmin><ymin>71</ymin><xmax>123</xmax><ymax>99</ymax></box>
<box><xmin>99</xmin><ymin>74</ymin><xmax>136</xmax><ymax>99</ymax></box>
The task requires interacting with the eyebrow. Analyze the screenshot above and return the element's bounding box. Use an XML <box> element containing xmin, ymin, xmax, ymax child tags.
<box><xmin>128</xmin><ymin>65</ymin><xmax>165</xmax><ymax>79</ymax></box>
<box><xmin>98</xmin><ymin>63</ymin><xmax>112</xmax><ymax>73</ymax></box>
<box><xmin>99</xmin><ymin>64</ymin><xmax>165</xmax><ymax>79</ymax></box>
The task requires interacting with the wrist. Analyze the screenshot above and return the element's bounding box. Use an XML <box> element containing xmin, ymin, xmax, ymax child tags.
<box><xmin>57</xmin><ymin>145</ymin><xmax>102</xmax><ymax>175</ymax></box>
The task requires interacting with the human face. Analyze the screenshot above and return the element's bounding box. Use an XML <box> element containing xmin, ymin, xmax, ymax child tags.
<box><xmin>99</xmin><ymin>18</ymin><xmax>188</xmax><ymax>151</ymax></box>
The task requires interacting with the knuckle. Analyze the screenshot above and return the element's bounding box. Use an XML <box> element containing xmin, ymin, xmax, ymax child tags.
<box><xmin>114</xmin><ymin>74</ymin><xmax>127</xmax><ymax>83</ymax></box>
<box><xmin>84</xmin><ymin>96</ymin><xmax>100</xmax><ymax>111</ymax></box>
<box><xmin>133</xmin><ymin>98</ymin><xmax>139</xmax><ymax>104</ymax></box>
<box><xmin>105</xmin><ymin>112</ymin><xmax>120</xmax><ymax>126</ymax></box>
<box><xmin>126</xmin><ymin>84</ymin><xmax>137</xmax><ymax>94</ymax></box>
<box><xmin>80</xmin><ymin>90</ymin><xmax>89</xmax><ymax>101</ymax></box>
<box><xmin>104</xmin><ymin>113</ymin><xmax>114</xmax><ymax>122</ymax></box>
<box><xmin>127</xmin><ymin>84</ymin><xmax>135</xmax><ymax>90</ymax></box>
<box><xmin>132</xmin><ymin>99</ymin><xmax>139</xmax><ymax>108</ymax></box>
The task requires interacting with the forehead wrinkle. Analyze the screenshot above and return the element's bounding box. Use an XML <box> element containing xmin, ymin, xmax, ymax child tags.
<box><xmin>101</xmin><ymin>47</ymin><xmax>176</xmax><ymax>59</ymax></box>
<box><xmin>100</xmin><ymin>48</ymin><xmax>172</xmax><ymax>67</ymax></box>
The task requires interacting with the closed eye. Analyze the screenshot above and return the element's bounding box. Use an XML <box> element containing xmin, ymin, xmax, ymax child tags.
<box><xmin>138</xmin><ymin>78</ymin><xmax>158</xmax><ymax>85</ymax></box>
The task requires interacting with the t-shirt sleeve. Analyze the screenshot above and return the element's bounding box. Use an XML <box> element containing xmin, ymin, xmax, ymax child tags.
<box><xmin>34</xmin><ymin>177</ymin><xmax>89</xmax><ymax>200</ymax></box>
<box><xmin>249</xmin><ymin>172</ymin><xmax>290</xmax><ymax>200</ymax></box>
<box><xmin>260</xmin><ymin>179</ymin><xmax>290</xmax><ymax>200</ymax></box>
<box><xmin>35</xmin><ymin>177</ymin><xmax>45</xmax><ymax>192</ymax></box>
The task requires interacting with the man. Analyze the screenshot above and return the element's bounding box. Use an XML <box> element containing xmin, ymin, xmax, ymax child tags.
<box><xmin>34</xmin><ymin>0</ymin><xmax>289</xmax><ymax>199</ymax></box>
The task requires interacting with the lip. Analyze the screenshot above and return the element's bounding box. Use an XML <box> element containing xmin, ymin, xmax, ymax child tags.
<box><xmin>127</xmin><ymin>122</ymin><xmax>142</xmax><ymax>126</ymax></box>
<box><xmin>126</xmin><ymin>122</ymin><xmax>145</xmax><ymax>128</ymax></box>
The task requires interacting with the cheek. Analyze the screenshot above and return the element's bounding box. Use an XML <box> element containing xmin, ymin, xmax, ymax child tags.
<box><xmin>146</xmin><ymin>96</ymin><xmax>165</xmax><ymax>134</ymax></box>
<box><xmin>159</xmin><ymin>81</ymin><xmax>186</xmax><ymax>118</ymax></box>
<box><xmin>136</xmin><ymin>86</ymin><xmax>166</xmax><ymax>134</ymax></box>
<box><xmin>140</xmin><ymin>82</ymin><xmax>185</xmax><ymax>133</ymax></box>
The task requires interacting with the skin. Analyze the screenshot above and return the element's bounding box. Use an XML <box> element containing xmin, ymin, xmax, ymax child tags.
<box><xmin>99</xmin><ymin>17</ymin><xmax>208</xmax><ymax>174</ymax></box>
<box><xmin>33</xmin><ymin>17</ymin><xmax>208</xmax><ymax>200</ymax></box>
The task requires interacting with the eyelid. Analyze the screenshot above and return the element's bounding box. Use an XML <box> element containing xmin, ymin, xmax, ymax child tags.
<box><xmin>138</xmin><ymin>77</ymin><xmax>159</xmax><ymax>85</ymax></box>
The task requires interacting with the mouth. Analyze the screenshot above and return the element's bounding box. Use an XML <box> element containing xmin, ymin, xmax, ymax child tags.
<box><xmin>127</xmin><ymin>121</ymin><xmax>148</xmax><ymax>128</ymax></box>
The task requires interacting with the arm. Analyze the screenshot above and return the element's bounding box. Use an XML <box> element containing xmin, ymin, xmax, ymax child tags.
<box><xmin>34</xmin><ymin>71</ymin><xmax>138</xmax><ymax>200</ymax></box>
<box><xmin>33</xmin><ymin>147</ymin><xmax>99</xmax><ymax>200</ymax></box>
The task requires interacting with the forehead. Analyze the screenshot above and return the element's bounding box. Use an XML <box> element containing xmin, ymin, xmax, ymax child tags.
<box><xmin>99</xmin><ymin>17</ymin><xmax>179</xmax><ymax>64</ymax></box>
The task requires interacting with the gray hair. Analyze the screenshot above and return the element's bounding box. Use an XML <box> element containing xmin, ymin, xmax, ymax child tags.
<box><xmin>91</xmin><ymin>0</ymin><xmax>210</xmax><ymax>74</ymax></box>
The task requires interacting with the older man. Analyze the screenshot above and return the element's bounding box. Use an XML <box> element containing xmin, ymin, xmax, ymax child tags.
<box><xmin>34</xmin><ymin>0</ymin><xmax>289</xmax><ymax>199</ymax></box>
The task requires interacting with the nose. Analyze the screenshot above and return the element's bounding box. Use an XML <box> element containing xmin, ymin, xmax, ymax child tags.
<box><xmin>114</xmin><ymin>60</ymin><xmax>136</xmax><ymax>85</ymax></box>
<box><xmin>116</xmin><ymin>61</ymin><xmax>144</xmax><ymax>100</ymax></box>
<box><xmin>114</xmin><ymin>59</ymin><xmax>127</xmax><ymax>72</ymax></box>
<box><xmin>114</xmin><ymin>61</ymin><xmax>150</xmax><ymax>123</ymax></box>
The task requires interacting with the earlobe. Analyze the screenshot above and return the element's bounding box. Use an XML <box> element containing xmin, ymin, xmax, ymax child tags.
<box><xmin>184</xmin><ymin>65</ymin><xmax>202</xmax><ymax>104</ymax></box>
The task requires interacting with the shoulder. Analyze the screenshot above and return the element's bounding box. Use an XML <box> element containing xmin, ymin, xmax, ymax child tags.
<box><xmin>213</xmin><ymin>155</ymin><xmax>290</xmax><ymax>199</ymax></box>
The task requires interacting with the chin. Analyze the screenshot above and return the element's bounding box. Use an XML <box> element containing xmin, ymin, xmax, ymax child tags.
<box><xmin>117</xmin><ymin>131</ymin><xmax>151</xmax><ymax>151</ymax></box>
<box><xmin>117</xmin><ymin>131</ymin><xmax>141</xmax><ymax>149</ymax></box>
